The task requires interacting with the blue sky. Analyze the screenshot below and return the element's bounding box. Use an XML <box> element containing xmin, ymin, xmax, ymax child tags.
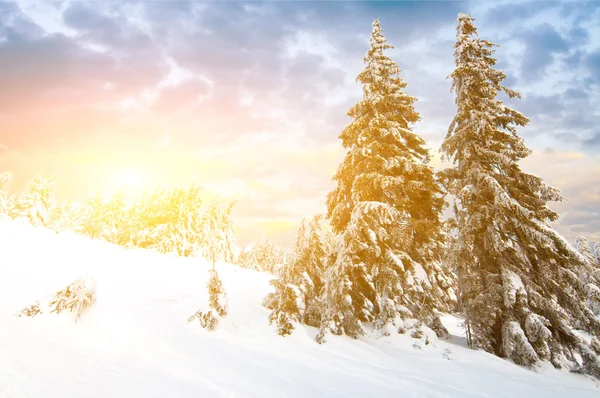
<box><xmin>0</xmin><ymin>0</ymin><xmax>599</xmax><ymax>248</ymax></box>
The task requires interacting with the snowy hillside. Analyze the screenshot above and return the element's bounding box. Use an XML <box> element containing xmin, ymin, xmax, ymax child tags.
<box><xmin>0</xmin><ymin>219</ymin><xmax>598</xmax><ymax>398</ymax></box>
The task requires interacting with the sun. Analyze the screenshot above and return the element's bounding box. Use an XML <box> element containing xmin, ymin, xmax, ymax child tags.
<box><xmin>113</xmin><ymin>168</ymin><xmax>151</xmax><ymax>192</ymax></box>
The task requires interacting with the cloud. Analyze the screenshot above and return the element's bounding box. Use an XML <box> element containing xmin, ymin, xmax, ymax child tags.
<box><xmin>519</xmin><ymin>23</ymin><xmax>568</xmax><ymax>81</ymax></box>
<box><xmin>481</xmin><ymin>1</ymin><xmax>556</xmax><ymax>28</ymax></box>
<box><xmin>585</xmin><ymin>50</ymin><xmax>600</xmax><ymax>83</ymax></box>
<box><xmin>521</xmin><ymin>149</ymin><xmax>600</xmax><ymax>243</ymax></box>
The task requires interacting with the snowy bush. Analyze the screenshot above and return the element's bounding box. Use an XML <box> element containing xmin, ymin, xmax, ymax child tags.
<box><xmin>15</xmin><ymin>301</ymin><xmax>42</xmax><ymax>318</ymax></box>
<box><xmin>16</xmin><ymin>278</ymin><xmax>97</xmax><ymax>323</ymax></box>
<box><xmin>187</xmin><ymin>310</ymin><xmax>219</xmax><ymax>331</ymax></box>
<box><xmin>48</xmin><ymin>278</ymin><xmax>97</xmax><ymax>322</ymax></box>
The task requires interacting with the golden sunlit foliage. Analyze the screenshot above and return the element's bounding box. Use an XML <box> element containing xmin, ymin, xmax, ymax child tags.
<box><xmin>0</xmin><ymin>173</ymin><xmax>236</xmax><ymax>261</ymax></box>
<box><xmin>17</xmin><ymin>278</ymin><xmax>97</xmax><ymax>323</ymax></box>
<box><xmin>236</xmin><ymin>240</ymin><xmax>286</xmax><ymax>274</ymax></box>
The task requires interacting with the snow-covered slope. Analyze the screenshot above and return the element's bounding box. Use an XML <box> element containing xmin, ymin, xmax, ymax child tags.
<box><xmin>0</xmin><ymin>219</ymin><xmax>598</xmax><ymax>398</ymax></box>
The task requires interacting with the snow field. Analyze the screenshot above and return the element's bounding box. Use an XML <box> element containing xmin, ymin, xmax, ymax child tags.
<box><xmin>0</xmin><ymin>219</ymin><xmax>598</xmax><ymax>398</ymax></box>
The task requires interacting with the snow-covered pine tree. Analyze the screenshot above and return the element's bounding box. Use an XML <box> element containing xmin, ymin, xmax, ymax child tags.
<box><xmin>299</xmin><ymin>215</ymin><xmax>328</xmax><ymax>327</ymax></box>
<box><xmin>575</xmin><ymin>236</ymin><xmax>596</xmax><ymax>265</ymax></box>
<box><xmin>101</xmin><ymin>192</ymin><xmax>128</xmax><ymax>244</ymax></box>
<box><xmin>594</xmin><ymin>241</ymin><xmax>600</xmax><ymax>265</ymax></box>
<box><xmin>10</xmin><ymin>176</ymin><xmax>56</xmax><ymax>227</ymax></box>
<box><xmin>194</xmin><ymin>199</ymin><xmax>234</xmax><ymax>329</ymax></box>
<box><xmin>263</xmin><ymin>220</ymin><xmax>307</xmax><ymax>336</ymax></box>
<box><xmin>574</xmin><ymin>236</ymin><xmax>600</xmax><ymax>316</ymax></box>
<box><xmin>263</xmin><ymin>215</ymin><xmax>328</xmax><ymax>335</ymax></box>
<box><xmin>188</xmin><ymin>261</ymin><xmax>229</xmax><ymax>331</ymax></box>
<box><xmin>0</xmin><ymin>172</ymin><xmax>12</xmax><ymax>217</ymax></box>
<box><xmin>319</xmin><ymin>19</ymin><xmax>451</xmax><ymax>342</ymax></box>
<box><xmin>316</xmin><ymin>233</ymin><xmax>362</xmax><ymax>343</ymax></box>
<box><xmin>77</xmin><ymin>194</ymin><xmax>106</xmax><ymax>239</ymax></box>
<box><xmin>201</xmin><ymin>199</ymin><xmax>236</xmax><ymax>270</ymax></box>
<box><xmin>48</xmin><ymin>200</ymin><xmax>75</xmax><ymax>233</ymax></box>
<box><xmin>207</xmin><ymin>269</ymin><xmax>228</xmax><ymax>317</ymax></box>
<box><xmin>440</xmin><ymin>13</ymin><xmax>600</xmax><ymax>375</ymax></box>
<box><xmin>264</xmin><ymin>276</ymin><xmax>303</xmax><ymax>336</ymax></box>
<box><xmin>576</xmin><ymin>236</ymin><xmax>597</xmax><ymax>266</ymax></box>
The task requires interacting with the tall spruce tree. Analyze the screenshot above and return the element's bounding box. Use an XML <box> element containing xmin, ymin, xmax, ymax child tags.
<box><xmin>318</xmin><ymin>20</ymin><xmax>451</xmax><ymax>343</ymax></box>
<box><xmin>441</xmin><ymin>13</ymin><xmax>600</xmax><ymax>375</ymax></box>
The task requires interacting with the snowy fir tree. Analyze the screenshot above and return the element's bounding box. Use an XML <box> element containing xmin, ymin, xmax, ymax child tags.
<box><xmin>100</xmin><ymin>193</ymin><xmax>128</xmax><ymax>244</ymax></box>
<box><xmin>10</xmin><ymin>176</ymin><xmax>56</xmax><ymax>227</ymax></box>
<box><xmin>575</xmin><ymin>236</ymin><xmax>600</xmax><ymax>316</ymax></box>
<box><xmin>263</xmin><ymin>221</ymin><xmax>307</xmax><ymax>336</ymax></box>
<box><xmin>48</xmin><ymin>200</ymin><xmax>77</xmax><ymax>233</ymax></box>
<box><xmin>0</xmin><ymin>172</ymin><xmax>12</xmax><ymax>217</ymax></box>
<box><xmin>125</xmin><ymin>185</ymin><xmax>206</xmax><ymax>256</ymax></box>
<box><xmin>298</xmin><ymin>215</ymin><xmax>328</xmax><ymax>327</ymax></box>
<box><xmin>264</xmin><ymin>215</ymin><xmax>328</xmax><ymax>335</ymax></box>
<box><xmin>161</xmin><ymin>186</ymin><xmax>205</xmax><ymax>257</ymax></box>
<box><xmin>188</xmin><ymin>267</ymin><xmax>229</xmax><ymax>331</ymax></box>
<box><xmin>440</xmin><ymin>13</ymin><xmax>600</xmax><ymax>375</ymax></box>
<box><xmin>77</xmin><ymin>194</ymin><xmax>106</xmax><ymax>240</ymax></box>
<box><xmin>201</xmin><ymin>199</ymin><xmax>236</xmax><ymax>269</ymax></box>
<box><xmin>263</xmin><ymin>276</ymin><xmax>303</xmax><ymax>336</ymax></box>
<box><xmin>318</xmin><ymin>19</ymin><xmax>452</xmax><ymax>343</ymax></box>
<box><xmin>576</xmin><ymin>236</ymin><xmax>597</xmax><ymax>266</ymax></box>
<box><xmin>207</xmin><ymin>269</ymin><xmax>228</xmax><ymax>317</ymax></box>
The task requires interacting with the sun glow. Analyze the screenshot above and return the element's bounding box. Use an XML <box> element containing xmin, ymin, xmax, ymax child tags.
<box><xmin>113</xmin><ymin>168</ymin><xmax>152</xmax><ymax>192</ymax></box>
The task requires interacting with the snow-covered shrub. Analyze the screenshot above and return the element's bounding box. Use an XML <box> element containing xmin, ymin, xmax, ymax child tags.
<box><xmin>208</xmin><ymin>270</ymin><xmax>228</xmax><ymax>317</ymax></box>
<box><xmin>48</xmin><ymin>278</ymin><xmax>97</xmax><ymax>322</ymax></box>
<box><xmin>16</xmin><ymin>278</ymin><xmax>97</xmax><ymax>323</ymax></box>
<box><xmin>188</xmin><ymin>270</ymin><xmax>228</xmax><ymax>331</ymax></box>
<box><xmin>187</xmin><ymin>310</ymin><xmax>219</xmax><ymax>331</ymax></box>
<box><xmin>16</xmin><ymin>301</ymin><xmax>42</xmax><ymax>318</ymax></box>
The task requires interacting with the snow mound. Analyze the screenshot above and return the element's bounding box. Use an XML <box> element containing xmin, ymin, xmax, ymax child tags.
<box><xmin>0</xmin><ymin>220</ymin><xmax>598</xmax><ymax>397</ymax></box>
